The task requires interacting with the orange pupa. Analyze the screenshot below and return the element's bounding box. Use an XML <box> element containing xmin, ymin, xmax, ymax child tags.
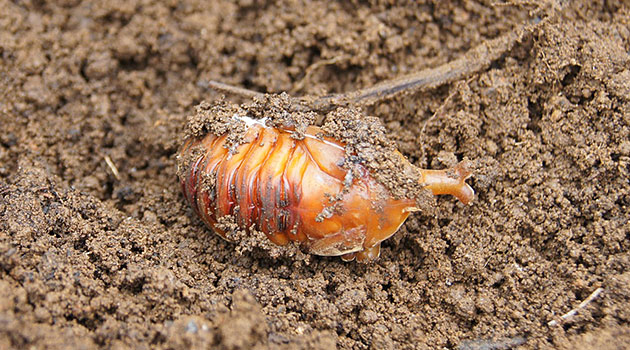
<box><xmin>178</xmin><ymin>100</ymin><xmax>473</xmax><ymax>262</ymax></box>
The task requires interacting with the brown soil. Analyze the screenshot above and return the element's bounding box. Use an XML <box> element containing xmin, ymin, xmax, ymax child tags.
<box><xmin>1</xmin><ymin>0</ymin><xmax>629</xmax><ymax>349</ymax></box>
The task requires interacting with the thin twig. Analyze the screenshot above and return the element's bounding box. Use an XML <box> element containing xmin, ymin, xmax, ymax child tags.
<box><xmin>548</xmin><ymin>287</ymin><xmax>604</xmax><ymax>326</ymax></box>
<box><xmin>205</xmin><ymin>81</ymin><xmax>266</xmax><ymax>100</ymax></box>
<box><xmin>104</xmin><ymin>155</ymin><xmax>120</xmax><ymax>180</ymax></box>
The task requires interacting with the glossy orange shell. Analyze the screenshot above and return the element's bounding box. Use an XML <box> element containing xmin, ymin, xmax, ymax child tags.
<box><xmin>179</xmin><ymin>118</ymin><xmax>416</xmax><ymax>260</ymax></box>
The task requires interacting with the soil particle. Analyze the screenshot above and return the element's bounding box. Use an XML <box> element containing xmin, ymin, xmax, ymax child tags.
<box><xmin>1</xmin><ymin>0</ymin><xmax>630</xmax><ymax>349</ymax></box>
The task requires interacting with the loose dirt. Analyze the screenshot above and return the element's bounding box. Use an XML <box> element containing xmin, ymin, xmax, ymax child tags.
<box><xmin>1</xmin><ymin>0</ymin><xmax>629</xmax><ymax>349</ymax></box>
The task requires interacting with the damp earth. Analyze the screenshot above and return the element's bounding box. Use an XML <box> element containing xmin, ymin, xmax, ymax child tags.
<box><xmin>1</xmin><ymin>1</ymin><xmax>629</xmax><ymax>349</ymax></box>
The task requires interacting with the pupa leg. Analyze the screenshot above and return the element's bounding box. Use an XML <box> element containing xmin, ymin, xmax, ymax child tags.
<box><xmin>307</xmin><ymin>227</ymin><xmax>366</xmax><ymax>258</ymax></box>
<box><xmin>419</xmin><ymin>161</ymin><xmax>474</xmax><ymax>205</ymax></box>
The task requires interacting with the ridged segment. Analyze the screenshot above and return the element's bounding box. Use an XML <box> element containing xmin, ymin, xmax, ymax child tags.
<box><xmin>255</xmin><ymin>131</ymin><xmax>296</xmax><ymax>243</ymax></box>
<box><xmin>234</xmin><ymin>127</ymin><xmax>276</xmax><ymax>228</ymax></box>
<box><xmin>215</xmin><ymin>129</ymin><xmax>256</xmax><ymax>220</ymax></box>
